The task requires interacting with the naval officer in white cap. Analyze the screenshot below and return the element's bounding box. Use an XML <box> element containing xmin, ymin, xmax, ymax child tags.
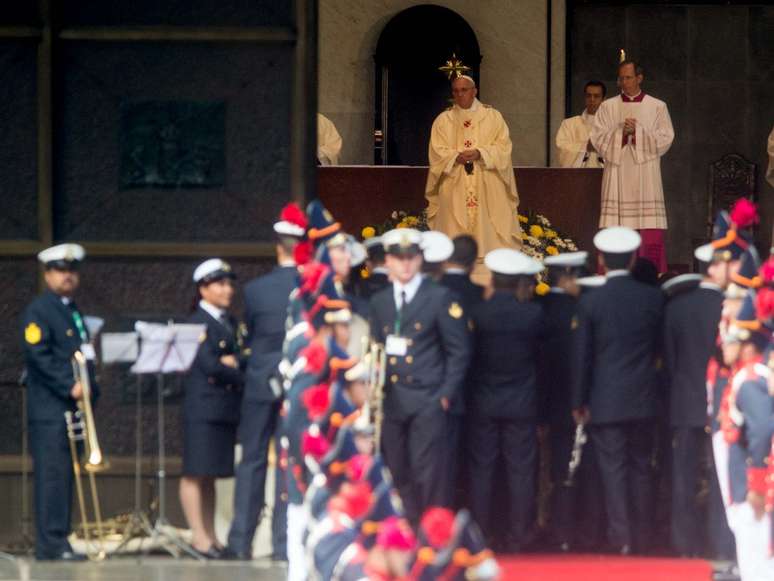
<box><xmin>179</xmin><ymin>258</ymin><xmax>244</xmax><ymax>559</ymax></box>
<box><xmin>466</xmin><ymin>248</ymin><xmax>545</xmax><ymax>551</ymax></box>
<box><xmin>21</xmin><ymin>243</ymin><xmax>95</xmax><ymax>561</ymax></box>
<box><xmin>570</xmin><ymin>226</ymin><xmax>664</xmax><ymax>555</ymax></box>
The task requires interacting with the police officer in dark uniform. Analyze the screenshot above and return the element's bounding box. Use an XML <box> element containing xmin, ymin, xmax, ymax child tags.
<box><xmin>21</xmin><ymin>243</ymin><xmax>96</xmax><ymax>561</ymax></box>
<box><xmin>571</xmin><ymin>227</ymin><xmax>664</xmax><ymax>555</ymax></box>
<box><xmin>466</xmin><ymin>248</ymin><xmax>544</xmax><ymax>551</ymax></box>
<box><xmin>440</xmin><ymin>234</ymin><xmax>484</xmax><ymax>311</ymax></box>
<box><xmin>661</xmin><ymin>244</ymin><xmax>725</xmax><ymax>557</ymax></box>
<box><xmin>222</xmin><ymin>212</ymin><xmax>304</xmax><ymax>560</ymax></box>
<box><xmin>180</xmin><ymin>258</ymin><xmax>244</xmax><ymax>559</ymax></box>
<box><xmin>369</xmin><ymin>228</ymin><xmax>471</xmax><ymax>523</ymax></box>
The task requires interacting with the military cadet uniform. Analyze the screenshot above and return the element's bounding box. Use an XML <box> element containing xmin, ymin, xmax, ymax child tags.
<box><xmin>369</xmin><ymin>228</ymin><xmax>471</xmax><ymax>523</ymax></box>
<box><xmin>539</xmin><ymin>251</ymin><xmax>603</xmax><ymax>550</ymax></box>
<box><xmin>224</xmin><ymin>212</ymin><xmax>304</xmax><ymax>560</ymax></box>
<box><xmin>571</xmin><ymin>227</ymin><xmax>664</xmax><ymax>554</ymax></box>
<box><xmin>661</xmin><ymin>247</ymin><xmax>725</xmax><ymax>557</ymax></box>
<box><xmin>465</xmin><ymin>248</ymin><xmax>544</xmax><ymax>549</ymax></box>
<box><xmin>22</xmin><ymin>244</ymin><xmax>97</xmax><ymax>561</ymax></box>
<box><xmin>182</xmin><ymin>260</ymin><xmax>244</xmax><ymax>481</ymax></box>
<box><xmin>358</xmin><ymin>236</ymin><xmax>390</xmax><ymax>300</ymax></box>
<box><xmin>439</xmin><ymin>269</ymin><xmax>484</xmax><ymax>312</ymax></box>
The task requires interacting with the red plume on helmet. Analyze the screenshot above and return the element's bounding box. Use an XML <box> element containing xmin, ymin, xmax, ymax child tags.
<box><xmin>294</xmin><ymin>240</ymin><xmax>313</xmax><ymax>266</ymax></box>
<box><xmin>299</xmin><ymin>262</ymin><xmax>330</xmax><ymax>296</ymax></box>
<box><xmin>301</xmin><ymin>383</ymin><xmax>331</xmax><ymax>421</ymax></box>
<box><xmin>419</xmin><ymin>507</ymin><xmax>456</xmax><ymax>549</ymax></box>
<box><xmin>301</xmin><ymin>429</ymin><xmax>330</xmax><ymax>459</ymax></box>
<box><xmin>301</xmin><ymin>341</ymin><xmax>328</xmax><ymax>374</ymax></box>
<box><xmin>729</xmin><ymin>198</ymin><xmax>759</xmax><ymax>230</ymax></box>
<box><xmin>755</xmin><ymin>257</ymin><xmax>774</xmax><ymax>322</ymax></box>
<box><xmin>280</xmin><ymin>202</ymin><xmax>308</xmax><ymax>230</ymax></box>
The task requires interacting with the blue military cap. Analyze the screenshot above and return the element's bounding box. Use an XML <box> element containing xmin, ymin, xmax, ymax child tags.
<box><xmin>730</xmin><ymin>246</ymin><xmax>762</xmax><ymax>289</ymax></box>
<box><xmin>711</xmin><ymin>210</ymin><xmax>753</xmax><ymax>262</ymax></box>
<box><xmin>307</xmin><ymin>200</ymin><xmax>346</xmax><ymax>248</ymax></box>
<box><xmin>731</xmin><ymin>291</ymin><xmax>771</xmax><ymax>351</ymax></box>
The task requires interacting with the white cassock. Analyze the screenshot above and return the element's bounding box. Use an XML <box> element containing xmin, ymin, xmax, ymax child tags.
<box><xmin>555</xmin><ymin>111</ymin><xmax>603</xmax><ymax>168</ymax></box>
<box><xmin>590</xmin><ymin>93</ymin><xmax>674</xmax><ymax>229</ymax></box>
<box><xmin>766</xmin><ymin>125</ymin><xmax>774</xmax><ymax>188</ymax></box>
<box><xmin>317</xmin><ymin>113</ymin><xmax>342</xmax><ymax>166</ymax></box>
<box><xmin>425</xmin><ymin>98</ymin><xmax>521</xmax><ymax>259</ymax></box>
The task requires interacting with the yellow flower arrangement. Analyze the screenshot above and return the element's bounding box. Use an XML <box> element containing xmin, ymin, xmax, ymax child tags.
<box><xmin>529</xmin><ymin>224</ymin><xmax>544</xmax><ymax>238</ymax></box>
<box><xmin>361</xmin><ymin>226</ymin><xmax>376</xmax><ymax>239</ymax></box>
<box><xmin>518</xmin><ymin>214</ymin><xmax>529</xmax><ymax>224</ymax></box>
<box><xmin>545</xmin><ymin>229</ymin><xmax>558</xmax><ymax>239</ymax></box>
<box><xmin>546</xmin><ymin>246</ymin><xmax>559</xmax><ymax>256</ymax></box>
<box><xmin>396</xmin><ymin>221</ymin><xmax>408</xmax><ymax>229</ymax></box>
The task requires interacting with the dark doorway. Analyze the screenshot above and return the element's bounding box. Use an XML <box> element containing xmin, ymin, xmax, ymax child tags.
<box><xmin>374</xmin><ymin>5</ymin><xmax>481</xmax><ymax>165</ymax></box>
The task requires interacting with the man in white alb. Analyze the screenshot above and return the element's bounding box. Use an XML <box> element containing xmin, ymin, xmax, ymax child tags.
<box><xmin>591</xmin><ymin>60</ymin><xmax>674</xmax><ymax>273</ymax></box>
<box><xmin>556</xmin><ymin>81</ymin><xmax>606</xmax><ymax>168</ymax></box>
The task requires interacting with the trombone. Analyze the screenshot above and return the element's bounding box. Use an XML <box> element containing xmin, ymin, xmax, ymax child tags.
<box><xmin>64</xmin><ymin>350</ymin><xmax>108</xmax><ymax>560</ymax></box>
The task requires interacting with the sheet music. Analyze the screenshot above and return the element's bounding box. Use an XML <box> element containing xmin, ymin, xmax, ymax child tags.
<box><xmin>101</xmin><ymin>332</ymin><xmax>139</xmax><ymax>363</ymax></box>
<box><xmin>130</xmin><ymin>321</ymin><xmax>206</xmax><ymax>374</ymax></box>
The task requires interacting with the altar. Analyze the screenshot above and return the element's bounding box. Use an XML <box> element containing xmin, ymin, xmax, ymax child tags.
<box><xmin>318</xmin><ymin>166</ymin><xmax>603</xmax><ymax>253</ymax></box>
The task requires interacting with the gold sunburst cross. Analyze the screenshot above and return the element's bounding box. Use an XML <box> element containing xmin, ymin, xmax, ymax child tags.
<box><xmin>438</xmin><ymin>53</ymin><xmax>471</xmax><ymax>80</ymax></box>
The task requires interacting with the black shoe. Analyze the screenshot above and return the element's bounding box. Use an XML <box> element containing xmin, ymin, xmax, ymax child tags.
<box><xmin>37</xmin><ymin>550</ymin><xmax>88</xmax><ymax>562</ymax></box>
<box><xmin>220</xmin><ymin>547</ymin><xmax>252</xmax><ymax>560</ymax></box>
<box><xmin>190</xmin><ymin>544</ymin><xmax>224</xmax><ymax>560</ymax></box>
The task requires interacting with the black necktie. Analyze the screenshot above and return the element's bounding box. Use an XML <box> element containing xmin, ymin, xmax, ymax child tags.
<box><xmin>395</xmin><ymin>290</ymin><xmax>407</xmax><ymax>336</ymax></box>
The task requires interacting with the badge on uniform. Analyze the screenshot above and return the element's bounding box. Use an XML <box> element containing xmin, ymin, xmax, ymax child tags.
<box><xmin>385</xmin><ymin>334</ymin><xmax>408</xmax><ymax>357</ymax></box>
<box><xmin>448</xmin><ymin>302</ymin><xmax>463</xmax><ymax>319</ymax></box>
<box><xmin>24</xmin><ymin>322</ymin><xmax>42</xmax><ymax>345</ymax></box>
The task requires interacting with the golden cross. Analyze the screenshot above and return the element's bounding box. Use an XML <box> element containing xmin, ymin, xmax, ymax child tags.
<box><xmin>438</xmin><ymin>53</ymin><xmax>471</xmax><ymax>80</ymax></box>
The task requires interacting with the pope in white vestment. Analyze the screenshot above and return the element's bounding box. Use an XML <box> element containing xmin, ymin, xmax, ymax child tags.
<box><xmin>317</xmin><ymin>113</ymin><xmax>342</xmax><ymax>166</ymax></box>
<box><xmin>591</xmin><ymin>62</ymin><xmax>674</xmax><ymax>271</ymax></box>
<box><xmin>425</xmin><ymin>76</ymin><xmax>521</xmax><ymax>262</ymax></box>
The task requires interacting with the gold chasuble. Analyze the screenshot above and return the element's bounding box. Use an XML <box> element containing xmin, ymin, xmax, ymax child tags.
<box><xmin>425</xmin><ymin>98</ymin><xmax>521</xmax><ymax>259</ymax></box>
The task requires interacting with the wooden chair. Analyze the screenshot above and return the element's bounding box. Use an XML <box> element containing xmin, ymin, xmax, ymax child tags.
<box><xmin>705</xmin><ymin>153</ymin><xmax>757</xmax><ymax>238</ymax></box>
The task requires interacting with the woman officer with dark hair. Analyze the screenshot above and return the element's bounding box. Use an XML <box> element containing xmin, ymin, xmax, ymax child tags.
<box><xmin>179</xmin><ymin>258</ymin><xmax>244</xmax><ymax>559</ymax></box>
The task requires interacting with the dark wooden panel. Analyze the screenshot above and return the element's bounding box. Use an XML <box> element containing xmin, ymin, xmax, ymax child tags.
<box><xmin>318</xmin><ymin>166</ymin><xmax>602</xmax><ymax>254</ymax></box>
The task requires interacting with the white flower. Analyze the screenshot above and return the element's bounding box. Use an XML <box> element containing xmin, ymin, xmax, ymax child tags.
<box><xmin>536</xmin><ymin>215</ymin><xmax>550</xmax><ymax>226</ymax></box>
<box><xmin>391</xmin><ymin>211</ymin><xmax>398</xmax><ymax>219</ymax></box>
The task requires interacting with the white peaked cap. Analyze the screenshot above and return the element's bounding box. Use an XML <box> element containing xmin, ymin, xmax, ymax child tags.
<box><xmin>543</xmin><ymin>251</ymin><xmax>588</xmax><ymax>268</ymax></box>
<box><xmin>37</xmin><ymin>243</ymin><xmax>85</xmax><ymax>265</ymax></box>
<box><xmin>193</xmin><ymin>258</ymin><xmax>234</xmax><ymax>283</ymax></box>
<box><xmin>485</xmin><ymin>248</ymin><xmax>543</xmax><ymax>276</ymax></box>
<box><xmin>593</xmin><ymin>227</ymin><xmax>641</xmax><ymax>254</ymax></box>
<box><xmin>421</xmin><ymin>231</ymin><xmax>454</xmax><ymax>263</ymax></box>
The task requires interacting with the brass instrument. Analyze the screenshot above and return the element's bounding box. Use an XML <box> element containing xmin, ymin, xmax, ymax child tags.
<box><xmin>367</xmin><ymin>342</ymin><xmax>387</xmax><ymax>452</ymax></box>
<box><xmin>64</xmin><ymin>350</ymin><xmax>108</xmax><ymax>560</ymax></box>
<box><xmin>563</xmin><ymin>423</ymin><xmax>588</xmax><ymax>487</ymax></box>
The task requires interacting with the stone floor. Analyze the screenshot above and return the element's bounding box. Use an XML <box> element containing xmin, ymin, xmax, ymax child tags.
<box><xmin>0</xmin><ymin>556</ymin><xmax>287</xmax><ymax>581</ymax></box>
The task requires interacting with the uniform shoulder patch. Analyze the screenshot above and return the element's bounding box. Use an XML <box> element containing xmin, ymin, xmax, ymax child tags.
<box><xmin>25</xmin><ymin>322</ymin><xmax>42</xmax><ymax>345</ymax></box>
<box><xmin>448</xmin><ymin>302</ymin><xmax>463</xmax><ymax>319</ymax></box>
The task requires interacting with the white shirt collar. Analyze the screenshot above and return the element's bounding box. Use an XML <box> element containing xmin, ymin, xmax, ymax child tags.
<box><xmin>60</xmin><ymin>296</ymin><xmax>72</xmax><ymax>305</ymax></box>
<box><xmin>373</xmin><ymin>266</ymin><xmax>389</xmax><ymax>275</ymax></box>
<box><xmin>549</xmin><ymin>287</ymin><xmax>566</xmax><ymax>294</ymax></box>
<box><xmin>279</xmin><ymin>259</ymin><xmax>296</xmax><ymax>267</ymax></box>
<box><xmin>444</xmin><ymin>268</ymin><xmax>467</xmax><ymax>275</ymax></box>
<box><xmin>393</xmin><ymin>273</ymin><xmax>423</xmax><ymax>308</ymax></box>
<box><xmin>581</xmin><ymin>109</ymin><xmax>595</xmax><ymax>125</ymax></box>
<box><xmin>605</xmin><ymin>270</ymin><xmax>630</xmax><ymax>279</ymax></box>
<box><xmin>199</xmin><ymin>299</ymin><xmax>226</xmax><ymax>321</ymax></box>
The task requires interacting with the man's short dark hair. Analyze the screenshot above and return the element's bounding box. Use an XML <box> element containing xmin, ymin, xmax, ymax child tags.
<box><xmin>367</xmin><ymin>244</ymin><xmax>385</xmax><ymax>266</ymax></box>
<box><xmin>632</xmin><ymin>257</ymin><xmax>658</xmax><ymax>286</ymax></box>
<box><xmin>602</xmin><ymin>251</ymin><xmax>634</xmax><ymax>271</ymax></box>
<box><xmin>276</xmin><ymin>234</ymin><xmax>298</xmax><ymax>255</ymax></box>
<box><xmin>449</xmin><ymin>235</ymin><xmax>478</xmax><ymax>268</ymax></box>
<box><xmin>584</xmin><ymin>80</ymin><xmax>607</xmax><ymax>98</ymax></box>
<box><xmin>618</xmin><ymin>60</ymin><xmax>644</xmax><ymax>77</ymax></box>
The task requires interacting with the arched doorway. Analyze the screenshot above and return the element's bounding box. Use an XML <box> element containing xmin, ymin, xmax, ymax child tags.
<box><xmin>374</xmin><ymin>5</ymin><xmax>481</xmax><ymax>165</ymax></box>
